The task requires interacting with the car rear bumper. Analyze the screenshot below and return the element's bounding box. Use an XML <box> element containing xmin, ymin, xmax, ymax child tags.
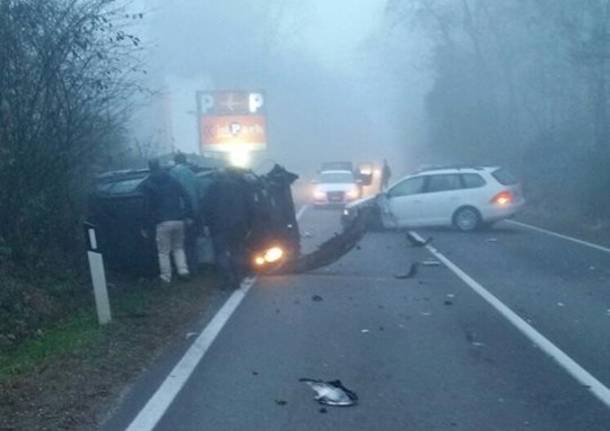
<box><xmin>482</xmin><ymin>200</ymin><xmax>526</xmax><ymax>222</ymax></box>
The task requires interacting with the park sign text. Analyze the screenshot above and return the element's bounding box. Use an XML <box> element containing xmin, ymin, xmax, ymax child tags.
<box><xmin>197</xmin><ymin>91</ymin><xmax>266</xmax><ymax>153</ymax></box>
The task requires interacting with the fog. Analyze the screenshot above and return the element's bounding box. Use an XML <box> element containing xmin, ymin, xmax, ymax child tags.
<box><xmin>129</xmin><ymin>0</ymin><xmax>430</xmax><ymax>177</ymax></box>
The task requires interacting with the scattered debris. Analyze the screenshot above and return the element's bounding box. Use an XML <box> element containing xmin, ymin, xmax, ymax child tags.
<box><xmin>420</xmin><ymin>311</ymin><xmax>432</xmax><ymax>316</ymax></box>
<box><xmin>421</xmin><ymin>260</ymin><xmax>441</xmax><ymax>267</ymax></box>
<box><xmin>275</xmin><ymin>399</ymin><xmax>288</xmax><ymax>406</ymax></box>
<box><xmin>406</xmin><ymin>232</ymin><xmax>433</xmax><ymax>247</ymax></box>
<box><xmin>394</xmin><ymin>263</ymin><xmax>418</xmax><ymax>279</ymax></box>
<box><xmin>361</xmin><ymin>329</ymin><xmax>370</xmax><ymax>333</ymax></box>
<box><xmin>275</xmin><ymin>308</ymin><xmax>281</xmax><ymax>314</ymax></box>
<box><xmin>319</xmin><ymin>407</ymin><xmax>328</xmax><ymax>414</ymax></box>
<box><xmin>299</xmin><ymin>378</ymin><xmax>358</xmax><ymax>406</ymax></box>
<box><xmin>447</xmin><ymin>294</ymin><xmax>455</xmax><ymax>299</ymax></box>
<box><xmin>185</xmin><ymin>332</ymin><xmax>198</xmax><ymax>340</ymax></box>
<box><xmin>303</xmin><ymin>231</ymin><xmax>313</xmax><ymax>238</ymax></box>
<box><xmin>472</xmin><ymin>342</ymin><xmax>485</xmax><ymax>347</ymax></box>
<box><xmin>557</xmin><ymin>302</ymin><xmax>565</xmax><ymax>307</ymax></box>
<box><xmin>444</xmin><ymin>300</ymin><xmax>453</xmax><ymax>306</ymax></box>
<box><xmin>486</xmin><ymin>238</ymin><xmax>498</xmax><ymax>243</ymax></box>
<box><xmin>356</xmin><ymin>244</ymin><xmax>362</xmax><ymax>250</ymax></box>
<box><xmin>589</xmin><ymin>265</ymin><xmax>596</xmax><ymax>271</ymax></box>
<box><xmin>252</xmin><ymin>371</ymin><xmax>259</xmax><ymax>376</ymax></box>
<box><xmin>379</xmin><ymin>326</ymin><xmax>385</xmax><ymax>331</ymax></box>
<box><xmin>312</xmin><ymin>295</ymin><xmax>323</xmax><ymax>302</ymax></box>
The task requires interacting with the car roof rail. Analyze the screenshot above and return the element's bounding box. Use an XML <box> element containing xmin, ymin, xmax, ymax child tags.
<box><xmin>414</xmin><ymin>164</ymin><xmax>488</xmax><ymax>173</ymax></box>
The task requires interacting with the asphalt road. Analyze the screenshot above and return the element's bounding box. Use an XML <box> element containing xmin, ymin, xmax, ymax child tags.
<box><xmin>105</xmin><ymin>207</ymin><xmax>610</xmax><ymax>430</ymax></box>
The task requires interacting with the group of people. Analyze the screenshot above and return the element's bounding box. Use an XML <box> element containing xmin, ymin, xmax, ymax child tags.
<box><xmin>139</xmin><ymin>153</ymin><xmax>251</xmax><ymax>289</ymax></box>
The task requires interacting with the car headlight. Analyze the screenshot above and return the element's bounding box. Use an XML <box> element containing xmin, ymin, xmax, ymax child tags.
<box><xmin>313</xmin><ymin>189</ymin><xmax>325</xmax><ymax>199</ymax></box>
<box><xmin>346</xmin><ymin>187</ymin><xmax>359</xmax><ymax>199</ymax></box>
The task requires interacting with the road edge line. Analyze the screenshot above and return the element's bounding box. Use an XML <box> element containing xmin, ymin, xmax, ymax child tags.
<box><xmin>506</xmin><ymin>220</ymin><xmax>610</xmax><ymax>254</ymax></box>
<box><xmin>410</xmin><ymin>231</ymin><xmax>610</xmax><ymax>409</ymax></box>
<box><xmin>125</xmin><ymin>278</ymin><xmax>255</xmax><ymax>431</ymax></box>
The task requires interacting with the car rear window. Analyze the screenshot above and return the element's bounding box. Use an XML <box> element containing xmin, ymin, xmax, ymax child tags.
<box><xmin>491</xmin><ymin>168</ymin><xmax>518</xmax><ymax>185</ymax></box>
<box><xmin>462</xmin><ymin>173</ymin><xmax>486</xmax><ymax>188</ymax></box>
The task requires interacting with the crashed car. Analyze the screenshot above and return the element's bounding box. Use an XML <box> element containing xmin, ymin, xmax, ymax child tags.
<box><xmin>342</xmin><ymin>166</ymin><xmax>525</xmax><ymax>232</ymax></box>
<box><xmin>88</xmin><ymin>163</ymin><xmax>301</xmax><ymax>276</ymax></box>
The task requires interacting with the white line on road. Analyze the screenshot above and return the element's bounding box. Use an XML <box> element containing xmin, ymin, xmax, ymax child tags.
<box><xmin>410</xmin><ymin>231</ymin><xmax>610</xmax><ymax>409</ymax></box>
<box><xmin>296</xmin><ymin>204</ymin><xmax>310</xmax><ymax>221</ymax></box>
<box><xmin>126</xmin><ymin>205</ymin><xmax>310</xmax><ymax>431</ymax></box>
<box><xmin>125</xmin><ymin>278</ymin><xmax>255</xmax><ymax>431</ymax></box>
<box><xmin>506</xmin><ymin>220</ymin><xmax>610</xmax><ymax>254</ymax></box>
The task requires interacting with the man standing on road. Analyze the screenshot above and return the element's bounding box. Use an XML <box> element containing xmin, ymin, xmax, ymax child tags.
<box><xmin>204</xmin><ymin>168</ymin><xmax>254</xmax><ymax>289</ymax></box>
<box><xmin>141</xmin><ymin>159</ymin><xmax>193</xmax><ymax>284</ymax></box>
<box><xmin>381</xmin><ymin>159</ymin><xmax>392</xmax><ymax>190</ymax></box>
<box><xmin>170</xmin><ymin>152</ymin><xmax>200</xmax><ymax>274</ymax></box>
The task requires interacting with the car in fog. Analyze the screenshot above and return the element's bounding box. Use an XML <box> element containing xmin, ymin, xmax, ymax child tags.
<box><xmin>343</xmin><ymin>166</ymin><xmax>525</xmax><ymax>231</ymax></box>
<box><xmin>311</xmin><ymin>169</ymin><xmax>361</xmax><ymax>206</ymax></box>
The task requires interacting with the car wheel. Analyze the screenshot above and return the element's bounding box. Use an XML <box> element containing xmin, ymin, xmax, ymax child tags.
<box><xmin>453</xmin><ymin>207</ymin><xmax>481</xmax><ymax>232</ymax></box>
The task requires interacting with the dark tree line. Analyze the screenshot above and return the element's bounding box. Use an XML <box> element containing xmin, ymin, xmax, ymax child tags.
<box><xmin>0</xmin><ymin>0</ymin><xmax>142</xmax><ymax>267</ymax></box>
<box><xmin>386</xmin><ymin>0</ymin><xmax>610</xmax><ymax>220</ymax></box>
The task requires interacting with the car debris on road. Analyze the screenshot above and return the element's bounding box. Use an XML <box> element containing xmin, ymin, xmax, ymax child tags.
<box><xmin>421</xmin><ymin>260</ymin><xmax>441</xmax><ymax>267</ymax></box>
<box><xmin>406</xmin><ymin>232</ymin><xmax>433</xmax><ymax>247</ymax></box>
<box><xmin>299</xmin><ymin>378</ymin><xmax>358</xmax><ymax>406</ymax></box>
<box><xmin>394</xmin><ymin>263</ymin><xmax>418</xmax><ymax>279</ymax></box>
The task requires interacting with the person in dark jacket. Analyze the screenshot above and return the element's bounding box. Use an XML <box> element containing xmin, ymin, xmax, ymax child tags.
<box><xmin>204</xmin><ymin>168</ymin><xmax>254</xmax><ymax>289</ymax></box>
<box><xmin>381</xmin><ymin>159</ymin><xmax>392</xmax><ymax>190</ymax></box>
<box><xmin>140</xmin><ymin>159</ymin><xmax>193</xmax><ymax>284</ymax></box>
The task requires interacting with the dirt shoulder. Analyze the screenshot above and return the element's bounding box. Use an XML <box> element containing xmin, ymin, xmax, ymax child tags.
<box><xmin>0</xmin><ymin>272</ymin><xmax>226</xmax><ymax>431</ymax></box>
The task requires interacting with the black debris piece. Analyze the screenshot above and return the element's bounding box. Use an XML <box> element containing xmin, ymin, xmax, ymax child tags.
<box><xmin>406</xmin><ymin>232</ymin><xmax>433</xmax><ymax>247</ymax></box>
<box><xmin>252</xmin><ymin>371</ymin><xmax>259</xmax><ymax>376</ymax></box>
<box><xmin>319</xmin><ymin>407</ymin><xmax>328</xmax><ymax>414</ymax></box>
<box><xmin>312</xmin><ymin>295</ymin><xmax>323</xmax><ymax>302</ymax></box>
<box><xmin>444</xmin><ymin>300</ymin><xmax>453</xmax><ymax>306</ymax></box>
<box><xmin>394</xmin><ymin>263</ymin><xmax>418</xmax><ymax>279</ymax></box>
<box><xmin>275</xmin><ymin>399</ymin><xmax>288</xmax><ymax>406</ymax></box>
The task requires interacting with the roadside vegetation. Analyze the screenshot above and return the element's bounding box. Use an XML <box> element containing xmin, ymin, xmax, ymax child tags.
<box><xmin>0</xmin><ymin>0</ymin><xmax>144</xmax><ymax>348</ymax></box>
<box><xmin>385</xmin><ymin>1</ymin><xmax>610</xmax><ymax>227</ymax></box>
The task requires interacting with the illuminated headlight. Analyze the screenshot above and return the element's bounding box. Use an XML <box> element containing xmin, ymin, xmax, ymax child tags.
<box><xmin>343</xmin><ymin>208</ymin><xmax>350</xmax><ymax>216</ymax></box>
<box><xmin>346</xmin><ymin>187</ymin><xmax>359</xmax><ymax>200</ymax></box>
<box><xmin>263</xmin><ymin>246</ymin><xmax>284</xmax><ymax>263</ymax></box>
<box><xmin>254</xmin><ymin>256</ymin><xmax>266</xmax><ymax>266</ymax></box>
<box><xmin>313</xmin><ymin>189</ymin><xmax>325</xmax><ymax>200</ymax></box>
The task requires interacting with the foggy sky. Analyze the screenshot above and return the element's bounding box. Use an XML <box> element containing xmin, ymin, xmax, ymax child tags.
<box><xmin>130</xmin><ymin>0</ymin><xmax>430</xmax><ymax>176</ymax></box>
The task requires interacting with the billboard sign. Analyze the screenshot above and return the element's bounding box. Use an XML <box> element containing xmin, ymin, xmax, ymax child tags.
<box><xmin>197</xmin><ymin>91</ymin><xmax>266</xmax><ymax>153</ymax></box>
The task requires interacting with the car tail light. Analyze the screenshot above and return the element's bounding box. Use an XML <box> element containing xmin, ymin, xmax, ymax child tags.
<box><xmin>491</xmin><ymin>191</ymin><xmax>513</xmax><ymax>206</ymax></box>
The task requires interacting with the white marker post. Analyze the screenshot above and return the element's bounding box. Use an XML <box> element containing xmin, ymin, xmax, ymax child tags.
<box><xmin>84</xmin><ymin>222</ymin><xmax>112</xmax><ymax>325</ymax></box>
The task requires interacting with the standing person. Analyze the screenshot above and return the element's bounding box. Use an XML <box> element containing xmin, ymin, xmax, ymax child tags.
<box><xmin>140</xmin><ymin>159</ymin><xmax>193</xmax><ymax>284</ymax></box>
<box><xmin>204</xmin><ymin>169</ymin><xmax>254</xmax><ymax>289</ymax></box>
<box><xmin>170</xmin><ymin>152</ymin><xmax>199</xmax><ymax>274</ymax></box>
<box><xmin>381</xmin><ymin>159</ymin><xmax>392</xmax><ymax>190</ymax></box>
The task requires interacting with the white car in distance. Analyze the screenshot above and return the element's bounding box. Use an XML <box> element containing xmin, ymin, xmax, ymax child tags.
<box><xmin>344</xmin><ymin>166</ymin><xmax>525</xmax><ymax>231</ymax></box>
<box><xmin>312</xmin><ymin>170</ymin><xmax>361</xmax><ymax>207</ymax></box>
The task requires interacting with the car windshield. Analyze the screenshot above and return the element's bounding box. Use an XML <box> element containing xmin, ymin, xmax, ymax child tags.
<box><xmin>319</xmin><ymin>172</ymin><xmax>354</xmax><ymax>184</ymax></box>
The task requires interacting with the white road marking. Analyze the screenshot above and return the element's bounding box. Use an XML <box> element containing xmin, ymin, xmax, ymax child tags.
<box><xmin>409</xmin><ymin>231</ymin><xmax>610</xmax><ymax>409</ymax></box>
<box><xmin>506</xmin><ymin>220</ymin><xmax>610</xmax><ymax>254</ymax></box>
<box><xmin>125</xmin><ymin>205</ymin><xmax>310</xmax><ymax>431</ymax></box>
<box><xmin>296</xmin><ymin>204</ymin><xmax>310</xmax><ymax>221</ymax></box>
<box><xmin>125</xmin><ymin>278</ymin><xmax>255</xmax><ymax>431</ymax></box>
